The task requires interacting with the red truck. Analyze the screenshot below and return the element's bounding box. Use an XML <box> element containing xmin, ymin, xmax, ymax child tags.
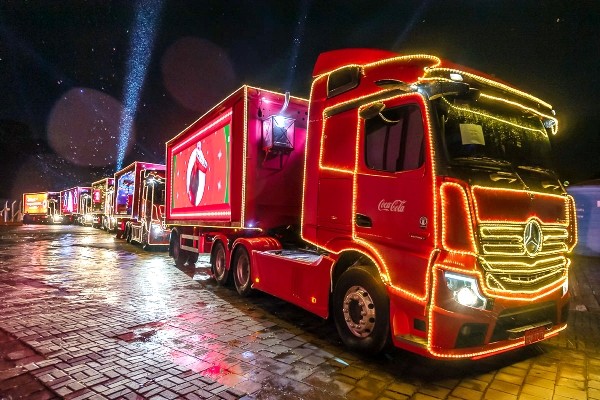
<box><xmin>88</xmin><ymin>177</ymin><xmax>115</xmax><ymax>229</ymax></box>
<box><xmin>59</xmin><ymin>186</ymin><xmax>92</xmax><ymax>224</ymax></box>
<box><xmin>110</xmin><ymin>161</ymin><xmax>170</xmax><ymax>248</ymax></box>
<box><xmin>22</xmin><ymin>192</ymin><xmax>60</xmax><ymax>224</ymax></box>
<box><xmin>166</xmin><ymin>49</ymin><xmax>576</xmax><ymax>359</ymax></box>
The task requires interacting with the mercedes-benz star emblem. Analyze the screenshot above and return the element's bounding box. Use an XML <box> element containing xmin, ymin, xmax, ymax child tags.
<box><xmin>524</xmin><ymin>219</ymin><xmax>543</xmax><ymax>256</ymax></box>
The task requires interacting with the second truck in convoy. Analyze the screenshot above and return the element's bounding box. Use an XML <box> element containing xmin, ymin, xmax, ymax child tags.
<box><xmin>109</xmin><ymin>161</ymin><xmax>170</xmax><ymax>248</ymax></box>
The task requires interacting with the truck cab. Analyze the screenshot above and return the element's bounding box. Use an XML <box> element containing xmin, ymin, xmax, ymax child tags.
<box><xmin>125</xmin><ymin>170</ymin><xmax>170</xmax><ymax>249</ymax></box>
<box><xmin>301</xmin><ymin>49</ymin><xmax>575</xmax><ymax>358</ymax></box>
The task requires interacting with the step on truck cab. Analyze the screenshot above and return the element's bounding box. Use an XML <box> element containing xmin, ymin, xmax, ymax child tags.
<box><xmin>166</xmin><ymin>49</ymin><xmax>577</xmax><ymax>359</ymax></box>
<box><xmin>110</xmin><ymin>161</ymin><xmax>170</xmax><ymax>248</ymax></box>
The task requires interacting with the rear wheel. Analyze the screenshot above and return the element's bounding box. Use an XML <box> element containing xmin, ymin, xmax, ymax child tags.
<box><xmin>211</xmin><ymin>241</ymin><xmax>230</xmax><ymax>286</ymax></box>
<box><xmin>170</xmin><ymin>232</ymin><xmax>187</xmax><ymax>266</ymax></box>
<box><xmin>233</xmin><ymin>247</ymin><xmax>252</xmax><ymax>297</ymax></box>
<box><xmin>188</xmin><ymin>252</ymin><xmax>199</xmax><ymax>266</ymax></box>
<box><xmin>333</xmin><ymin>266</ymin><xmax>390</xmax><ymax>354</ymax></box>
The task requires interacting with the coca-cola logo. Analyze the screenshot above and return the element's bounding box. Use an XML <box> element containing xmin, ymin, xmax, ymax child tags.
<box><xmin>378</xmin><ymin>199</ymin><xmax>407</xmax><ymax>213</ymax></box>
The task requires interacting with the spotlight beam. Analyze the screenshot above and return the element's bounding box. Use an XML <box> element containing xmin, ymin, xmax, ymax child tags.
<box><xmin>116</xmin><ymin>0</ymin><xmax>163</xmax><ymax>171</ymax></box>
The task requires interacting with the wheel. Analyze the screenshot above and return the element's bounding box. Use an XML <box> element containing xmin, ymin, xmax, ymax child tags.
<box><xmin>142</xmin><ymin>232</ymin><xmax>150</xmax><ymax>251</ymax></box>
<box><xmin>211</xmin><ymin>241</ymin><xmax>230</xmax><ymax>286</ymax></box>
<box><xmin>333</xmin><ymin>266</ymin><xmax>390</xmax><ymax>354</ymax></box>
<box><xmin>188</xmin><ymin>252</ymin><xmax>199</xmax><ymax>265</ymax></box>
<box><xmin>233</xmin><ymin>247</ymin><xmax>252</xmax><ymax>296</ymax></box>
<box><xmin>170</xmin><ymin>232</ymin><xmax>187</xmax><ymax>266</ymax></box>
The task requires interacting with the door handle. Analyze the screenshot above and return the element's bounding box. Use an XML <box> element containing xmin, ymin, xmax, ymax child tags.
<box><xmin>355</xmin><ymin>214</ymin><xmax>372</xmax><ymax>228</ymax></box>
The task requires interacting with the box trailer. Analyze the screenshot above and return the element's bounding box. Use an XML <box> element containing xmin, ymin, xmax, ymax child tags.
<box><xmin>22</xmin><ymin>192</ymin><xmax>60</xmax><ymax>224</ymax></box>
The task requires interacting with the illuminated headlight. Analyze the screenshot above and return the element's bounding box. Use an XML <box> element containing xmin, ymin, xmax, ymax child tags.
<box><xmin>53</xmin><ymin>215</ymin><xmax>63</xmax><ymax>223</ymax></box>
<box><xmin>450</xmin><ymin>73</ymin><xmax>463</xmax><ymax>81</ymax></box>
<box><xmin>111</xmin><ymin>217</ymin><xmax>117</xmax><ymax>224</ymax></box>
<box><xmin>562</xmin><ymin>277</ymin><xmax>569</xmax><ymax>297</ymax></box>
<box><xmin>445</xmin><ymin>272</ymin><xmax>488</xmax><ymax>309</ymax></box>
<box><xmin>84</xmin><ymin>214</ymin><xmax>93</xmax><ymax>222</ymax></box>
<box><xmin>151</xmin><ymin>223</ymin><xmax>163</xmax><ymax>233</ymax></box>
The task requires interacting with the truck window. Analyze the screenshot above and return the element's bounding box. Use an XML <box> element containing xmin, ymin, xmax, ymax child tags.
<box><xmin>364</xmin><ymin>104</ymin><xmax>424</xmax><ymax>172</ymax></box>
<box><xmin>327</xmin><ymin>66</ymin><xmax>360</xmax><ymax>98</ymax></box>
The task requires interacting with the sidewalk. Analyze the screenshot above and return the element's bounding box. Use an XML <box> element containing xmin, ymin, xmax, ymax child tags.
<box><xmin>569</xmin><ymin>255</ymin><xmax>600</xmax><ymax>312</ymax></box>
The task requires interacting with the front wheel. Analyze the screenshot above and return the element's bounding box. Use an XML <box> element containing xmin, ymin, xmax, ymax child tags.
<box><xmin>126</xmin><ymin>225</ymin><xmax>133</xmax><ymax>243</ymax></box>
<box><xmin>233</xmin><ymin>247</ymin><xmax>252</xmax><ymax>297</ymax></box>
<box><xmin>333</xmin><ymin>266</ymin><xmax>390</xmax><ymax>354</ymax></box>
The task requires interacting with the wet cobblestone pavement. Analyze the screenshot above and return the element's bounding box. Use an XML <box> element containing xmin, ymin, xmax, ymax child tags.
<box><xmin>1</xmin><ymin>225</ymin><xmax>600</xmax><ymax>399</ymax></box>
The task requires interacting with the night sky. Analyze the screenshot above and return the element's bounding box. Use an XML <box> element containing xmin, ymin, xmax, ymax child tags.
<box><xmin>1</xmin><ymin>0</ymin><xmax>599</xmax><ymax>200</ymax></box>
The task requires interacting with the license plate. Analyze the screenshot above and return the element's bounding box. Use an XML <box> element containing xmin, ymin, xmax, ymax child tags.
<box><xmin>524</xmin><ymin>327</ymin><xmax>546</xmax><ymax>345</ymax></box>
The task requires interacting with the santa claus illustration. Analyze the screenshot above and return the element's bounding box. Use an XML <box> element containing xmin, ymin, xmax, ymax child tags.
<box><xmin>187</xmin><ymin>141</ymin><xmax>208</xmax><ymax>206</ymax></box>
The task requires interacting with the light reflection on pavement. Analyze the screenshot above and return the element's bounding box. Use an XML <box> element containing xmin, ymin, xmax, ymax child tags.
<box><xmin>0</xmin><ymin>224</ymin><xmax>599</xmax><ymax>399</ymax></box>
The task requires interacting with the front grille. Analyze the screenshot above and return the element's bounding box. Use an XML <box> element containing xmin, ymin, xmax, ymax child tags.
<box><xmin>478</xmin><ymin>222</ymin><xmax>568</xmax><ymax>292</ymax></box>
<box><xmin>479</xmin><ymin>223</ymin><xmax>568</xmax><ymax>256</ymax></box>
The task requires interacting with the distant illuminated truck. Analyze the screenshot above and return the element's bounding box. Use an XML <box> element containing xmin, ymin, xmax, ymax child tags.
<box><xmin>110</xmin><ymin>161</ymin><xmax>169</xmax><ymax>247</ymax></box>
<box><xmin>166</xmin><ymin>49</ymin><xmax>576</xmax><ymax>359</ymax></box>
<box><xmin>59</xmin><ymin>186</ymin><xmax>92</xmax><ymax>224</ymax></box>
<box><xmin>89</xmin><ymin>177</ymin><xmax>115</xmax><ymax>229</ymax></box>
<box><xmin>22</xmin><ymin>192</ymin><xmax>60</xmax><ymax>224</ymax></box>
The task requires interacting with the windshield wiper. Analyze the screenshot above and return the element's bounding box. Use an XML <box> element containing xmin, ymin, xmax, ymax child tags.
<box><xmin>453</xmin><ymin>156</ymin><xmax>512</xmax><ymax>167</ymax></box>
<box><xmin>517</xmin><ymin>165</ymin><xmax>555</xmax><ymax>176</ymax></box>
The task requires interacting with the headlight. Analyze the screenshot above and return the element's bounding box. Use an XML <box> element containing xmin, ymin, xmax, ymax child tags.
<box><xmin>445</xmin><ymin>272</ymin><xmax>488</xmax><ymax>310</ymax></box>
<box><xmin>151</xmin><ymin>223</ymin><xmax>163</xmax><ymax>233</ymax></box>
<box><xmin>562</xmin><ymin>277</ymin><xmax>569</xmax><ymax>297</ymax></box>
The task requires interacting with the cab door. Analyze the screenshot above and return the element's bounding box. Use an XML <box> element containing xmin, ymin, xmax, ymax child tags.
<box><xmin>354</xmin><ymin>95</ymin><xmax>434</xmax><ymax>299</ymax></box>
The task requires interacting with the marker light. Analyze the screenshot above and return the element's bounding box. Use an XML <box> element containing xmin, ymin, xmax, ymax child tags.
<box><xmin>274</xmin><ymin>115</ymin><xmax>287</xmax><ymax>127</ymax></box>
<box><xmin>445</xmin><ymin>272</ymin><xmax>488</xmax><ymax>309</ymax></box>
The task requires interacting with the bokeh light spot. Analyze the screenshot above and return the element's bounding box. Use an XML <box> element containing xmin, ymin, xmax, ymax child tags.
<box><xmin>47</xmin><ymin>87</ymin><xmax>134</xmax><ymax>167</ymax></box>
<box><xmin>161</xmin><ymin>37</ymin><xmax>236</xmax><ymax>112</ymax></box>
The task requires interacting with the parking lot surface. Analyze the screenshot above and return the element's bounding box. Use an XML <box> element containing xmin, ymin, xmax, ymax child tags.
<box><xmin>1</xmin><ymin>225</ymin><xmax>600</xmax><ymax>399</ymax></box>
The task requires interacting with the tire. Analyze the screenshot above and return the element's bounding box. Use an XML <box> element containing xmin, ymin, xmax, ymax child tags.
<box><xmin>233</xmin><ymin>247</ymin><xmax>252</xmax><ymax>297</ymax></box>
<box><xmin>333</xmin><ymin>266</ymin><xmax>390</xmax><ymax>354</ymax></box>
<box><xmin>211</xmin><ymin>241</ymin><xmax>230</xmax><ymax>286</ymax></box>
<box><xmin>170</xmin><ymin>232</ymin><xmax>187</xmax><ymax>267</ymax></box>
<box><xmin>142</xmin><ymin>233</ymin><xmax>150</xmax><ymax>251</ymax></box>
<box><xmin>188</xmin><ymin>252</ymin><xmax>199</xmax><ymax>265</ymax></box>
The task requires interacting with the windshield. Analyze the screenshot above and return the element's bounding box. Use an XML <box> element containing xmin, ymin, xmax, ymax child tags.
<box><xmin>153</xmin><ymin>183</ymin><xmax>166</xmax><ymax>205</ymax></box>
<box><xmin>435</xmin><ymin>96</ymin><xmax>552</xmax><ymax>169</ymax></box>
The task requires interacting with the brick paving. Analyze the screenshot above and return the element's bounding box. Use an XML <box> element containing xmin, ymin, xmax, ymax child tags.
<box><xmin>1</xmin><ymin>225</ymin><xmax>600</xmax><ymax>399</ymax></box>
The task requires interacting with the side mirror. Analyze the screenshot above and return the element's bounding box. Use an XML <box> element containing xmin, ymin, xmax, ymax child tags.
<box><xmin>359</xmin><ymin>102</ymin><xmax>385</xmax><ymax>120</ymax></box>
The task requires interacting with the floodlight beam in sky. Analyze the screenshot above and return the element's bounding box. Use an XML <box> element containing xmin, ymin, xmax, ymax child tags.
<box><xmin>116</xmin><ymin>0</ymin><xmax>163</xmax><ymax>171</ymax></box>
